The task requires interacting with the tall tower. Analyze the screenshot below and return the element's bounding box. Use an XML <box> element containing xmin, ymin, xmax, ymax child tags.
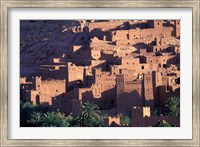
<box><xmin>116</xmin><ymin>75</ymin><xmax>125</xmax><ymax>96</ymax></box>
<box><xmin>116</xmin><ymin>75</ymin><xmax>126</xmax><ymax>113</ymax></box>
<box><xmin>32</xmin><ymin>76</ymin><xmax>41</xmax><ymax>91</ymax></box>
<box><xmin>175</xmin><ymin>20</ymin><xmax>180</xmax><ymax>38</ymax></box>
<box><xmin>143</xmin><ymin>73</ymin><xmax>154</xmax><ymax>108</ymax></box>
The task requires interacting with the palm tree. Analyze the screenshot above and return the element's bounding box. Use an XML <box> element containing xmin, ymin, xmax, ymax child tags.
<box><xmin>28</xmin><ymin>112</ymin><xmax>44</xmax><ymax>127</ymax></box>
<box><xmin>20</xmin><ymin>101</ymin><xmax>50</xmax><ymax>127</ymax></box>
<box><xmin>20</xmin><ymin>102</ymin><xmax>36</xmax><ymax>127</ymax></box>
<box><xmin>42</xmin><ymin>111</ymin><xmax>73</xmax><ymax>127</ymax></box>
<box><xmin>76</xmin><ymin>101</ymin><xmax>103</xmax><ymax>127</ymax></box>
<box><xmin>165</xmin><ymin>96</ymin><xmax>180</xmax><ymax>116</ymax></box>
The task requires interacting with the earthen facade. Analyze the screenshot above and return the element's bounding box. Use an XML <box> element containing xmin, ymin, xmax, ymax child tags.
<box><xmin>20</xmin><ymin>20</ymin><xmax>180</xmax><ymax>127</ymax></box>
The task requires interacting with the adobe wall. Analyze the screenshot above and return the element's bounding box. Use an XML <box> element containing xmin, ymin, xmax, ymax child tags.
<box><xmin>30</xmin><ymin>90</ymin><xmax>39</xmax><ymax>104</ymax></box>
<box><xmin>143</xmin><ymin>73</ymin><xmax>154</xmax><ymax>108</ymax></box>
<box><xmin>40</xmin><ymin>80</ymin><xmax>66</xmax><ymax>104</ymax></box>
<box><xmin>90</xmin><ymin>60</ymin><xmax>107</xmax><ymax>71</ymax></box>
<box><xmin>111</xmin><ymin>26</ymin><xmax>173</xmax><ymax>46</ymax></box>
<box><xmin>89</xmin><ymin>29</ymin><xmax>112</xmax><ymax>41</ymax></box>
<box><xmin>131</xmin><ymin>107</ymin><xmax>145</xmax><ymax>127</ymax></box>
<box><xmin>91</xmin><ymin>50</ymin><xmax>101</xmax><ymax>60</ymax></box>
<box><xmin>100</xmin><ymin>73</ymin><xmax>116</xmax><ymax>109</ymax></box>
<box><xmin>120</xmin><ymin>69</ymin><xmax>137</xmax><ymax>81</ymax></box>
<box><xmin>131</xmin><ymin>106</ymin><xmax>180</xmax><ymax>127</ymax></box>
<box><xmin>175</xmin><ymin>20</ymin><xmax>180</xmax><ymax>38</ymax></box>
<box><xmin>118</xmin><ymin>57</ymin><xmax>152</xmax><ymax>74</ymax></box>
<box><xmin>36</xmin><ymin>65</ymin><xmax>68</xmax><ymax>80</ymax></box>
<box><xmin>77</xmin><ymin>87</ymin><xmax>93</xmax><ymax>100</ymax></box>
<box><xmin>88</xmin><ymin>21</ymin><xmax>124</xmax><ymax>32</ymax></box>
<box><xmin>120</xmin><ymin>57</ymin><xmax>140</xmax><ymax>69</ymax></box>
<box><xmin>104</xmin><ymin>116</ymin><xmax>121</xmax><ymax>127</ymax></box>
<box><xmin>116</xmin><ymin>75</ymin><xmax>143</xmax><ymax>114</ymax></box>
<box><xmin>109</xmin><ymin>65</ymin><xmax>119</xmax><ymax>75</ymax></box>
<box><xmin>20</xmin><ymin>20</ymin><xmax>180</xmax><ymax>121</ymax></box>
<box><xmin>67</xmin><ymin>62</ymin><xmax>84</xmax><ymax>86</ymax></box>
<box><xmin>147</xmin><ymin>20</ymin><xmax>163</xmax><ymax>28</ymax></box>
<box><xmin>30</xmin><ymin>77</ymin><xmax>66</xmax><ymax>105</ymax></box>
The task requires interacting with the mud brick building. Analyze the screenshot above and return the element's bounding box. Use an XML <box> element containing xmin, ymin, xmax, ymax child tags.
<box><xmin>20</xmin><ymin>20</ymin><xmax>180</xmax><ymax>127</ymax></box>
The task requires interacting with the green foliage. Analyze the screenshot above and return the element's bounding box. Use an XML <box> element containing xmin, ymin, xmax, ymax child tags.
<box><xmin>20</xmin><ymin>102</ymin><xmax>40</xmax><ymax>127</ymax></box>
<box><xmin>20</xmin><ymin>102</ymin><xmax>72</xmax><ymax>127</ymax></box>
<box><xmin>165</xmin><ymin>96</ymin><xmax>180</xmax><ymax>116</ymax></box>
<box><xmin>27</xmin><ymin>112</ymin><xmax>44</xmax><ymax>127</ymax></box>
<box><xmin>21</xmin><ymin>101</ymin><xmax>104</xmax><ymax>127</ymax></box>
<box><xmin>152</xmin><ymin>109</ymin><xmax>158</xmax><ymax>116</ymax></box>
<box><xmin>75</xmin><ymin>101</ymin><xmax>103</xmax><ymax>127</ymax></box>
<box><xmin>42</xmin><ymin>111</ymin><xmax>72</xmax><ymax>127</ymax></box>
<box><xmin>102</xmin><ymin>113</ymin><xmax>109</xmax><ymax>119</ymax></box>
<box><xmin>155</xmin><ymin>120</ymin><xmax>172</xmax><ymax>127</ymax></box>
<box><xmin>120</xmin><ymin>115</ymin><xmax>131</xmax><ymax>126</ymax></box>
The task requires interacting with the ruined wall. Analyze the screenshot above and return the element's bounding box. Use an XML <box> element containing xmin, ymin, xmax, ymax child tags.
<box><xmin>88</xmin><ymin>21</ymin><xmax>124</xmax><ymax>32</ymax></box>
<box><xmin>111</xmin><ymin>23</ymin><xmax>173</xmax><ymax>46</ymax></box>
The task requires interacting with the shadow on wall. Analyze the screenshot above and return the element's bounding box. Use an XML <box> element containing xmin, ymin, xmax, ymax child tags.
<box><xmin>72</xmin><ymin>31</ymin><xmax>90</xmax><ymax>46</ymax></box>
<box><xmin>166</xmin><ymin>54</ymin><xmax>180</xmax><ymax>66</ymax></box>
<box><xmin>81</xmin><ymin>87</ymin><xmax>116</xmax><ymax>110</ymax></box>
<box><xmin>154</xmin><ymin>85</ymin><xmax>180</xmax><ymax>109</ymax></box>
<box><xmin>89</xmin><ymin>28</ymin><xmax>112</xmax><ymax>41</ymax></box>
<box><xmin>133</xmin><ymin>42</ymin><xmax>151</xmax><ymax>53</ymax></box>
<box><xmin>117</xmin><ymin>90</ymin><xmax>142</xmax><ymax>114</ymax></box>
<box><xmin>51</xmin><ymin>93</ymin><xmax>72</xmax><ymax>114</ymax></box>
<box><xmin>109</xmin><ymin>22</ymin><xmax>148</xmax><ymax>31</ymax></box>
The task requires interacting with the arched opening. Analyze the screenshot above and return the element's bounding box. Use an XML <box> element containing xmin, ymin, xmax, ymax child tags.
<box><xmin>36</xmin><ymin>95</ymin><xmax>40</xmax><ymax>104</ymax></box>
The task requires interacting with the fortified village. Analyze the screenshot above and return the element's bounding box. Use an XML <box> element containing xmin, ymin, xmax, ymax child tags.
<box><xmin>20</xmin><ymin>20</ymin><xmax>180</xmax><ymax>127</ymax></box>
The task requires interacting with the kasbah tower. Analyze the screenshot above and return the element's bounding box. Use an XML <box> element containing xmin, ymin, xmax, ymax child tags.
<box><xmin>20</xmin><ymin>20</ymin><xmax>180</xmax><ymax>127</ymax></box>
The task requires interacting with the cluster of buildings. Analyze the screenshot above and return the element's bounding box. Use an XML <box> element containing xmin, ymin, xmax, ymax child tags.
<box><xmin>20</xmin><ymin>20</ymin><xmax>180</xmax><ymax>127</ymax></box>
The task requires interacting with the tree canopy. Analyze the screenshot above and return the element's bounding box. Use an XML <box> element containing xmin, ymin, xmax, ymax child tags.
<box><xmin>165</xmin><ymin>96</ymin><xmax>180</xmax><ymax>116</ymax></box>
<box><xmin>74</xmin><ymin>101</ymin><xmax>103</xmax><ymax>127</ymax></box>
<box><xmin>20</xmin><ymin>101</ymin><xmax>103</xmax><ymax>127</ymax></box>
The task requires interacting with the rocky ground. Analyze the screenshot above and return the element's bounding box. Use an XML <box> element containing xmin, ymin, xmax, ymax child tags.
<box><xmin>20</xmin><ymin>20</ymin><xmax>88</xmax><ymax>76</ymax></box>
